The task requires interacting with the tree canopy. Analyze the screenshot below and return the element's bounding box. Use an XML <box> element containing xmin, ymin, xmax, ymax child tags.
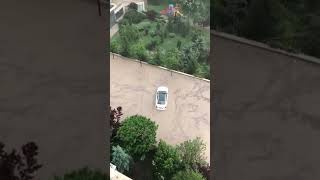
<box><xmin>116</xmin><ymin>115</ymin><xmax>158</xmax><ymax>160</ymax></box>
<box><xmin>212</xmin><ymin>0</ymin><xmax>320</xmax><ymax>58</ymax></box>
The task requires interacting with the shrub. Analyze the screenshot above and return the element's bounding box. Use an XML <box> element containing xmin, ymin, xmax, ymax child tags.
<box><xmin>177</xmin><ymin>137</ymin><xmax>207</xmax><ymax>170</ymax></box>
<box><xmin>195</xmin><ymin>64</ymin><xmax>210</xmax><ymax>79</ymax></box>
<box><xmin>172</xmin><ymin>169</ymin><xmax>205</xmax><ymax>180</ymax></box>
<box><xmin>151</xmin><ymin>48</ymin><xmax>163</xmax><ymax>65</ymax></box>
<box><xmin>116</xmin><ymin>115</ymin><xmax>158</xmax><ymax>160</ymax></box>
<box><xmin>0</xmin><ymin>142</ymin><xmax>42</xmax><ymax>180</ymax></box>
<box><xmin>152</xmin><ymin>140</ymin><xmax>183</xmax><ymax>180</ymax></box>
<box><xmin>163</xmin><ymin>48</ymin><xmax>181</xmax><ymax>70</ymax></box>
<box><xmin>169</xmin><ymin>33</ymin><xmax>175</xmax><ymax>38</ymax></box>
<box><xmin>110</xmin><ymin>40</ymin><xmax>121</xmax><ymax>54</ymax></box>
<box><xmin>150</xmin><ymin>30</ymin><xmax>157</xmax><ymax>37</ymax></box>
<box><xmin>53</xmin><ymin>167</ymin><xmax>107</xmax><ymax>180</ymax></box>
<box><xmin>130</xmin><ymin>42</ymin><xmax>148</xmax><ymax>61</ymax></box>
<box><xmin>145</xmin><ymin>10</ymin><xmax>158</xmax><ymax>21</ymax></box>
<box><xmin>123</xmin><ymin>9</ymin><xmax>146</xmax><ymax>24</ymax></box>
<box><xmin>119</xmin><ymin>24</ymin><xmax>140</xmax><ymax>56</ymax></box>
<box><xmin>111</xmin><ymin>145</ymin><xmax>132</xmax><ymax>173</ymax></box>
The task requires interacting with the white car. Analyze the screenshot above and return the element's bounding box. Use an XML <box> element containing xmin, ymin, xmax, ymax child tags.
<box><xmin>155</xmin><ymin>86</ymin><xmax>168</xmax><ymax>111</ymax></box>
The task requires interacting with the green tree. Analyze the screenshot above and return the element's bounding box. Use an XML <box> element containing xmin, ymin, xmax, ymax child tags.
<box><xmin>163</xmin><ymin>48</ymin><xmax>182</xmax><ymax>70</ymax></box>
<box><xmin>172</xmin><ymin>169</ymin><xmax>205</xmax><ymax>180</ymax></box>
<box><xmin>119</xmin><ymin>24</ymin><xmax>140</xmax><ymax>56</ymax></box>
<box><xmin>152</xmin><ymin>140</ymin><xmax>183</xmax><ymax>180</ymax></box>
<box><xmin>116</xmin><ymin>115</ymin><xmax>158</xmax><ymax>160</ymax></box>
<box><xmin>177</xmin><ymin>137</ymin><xmax>207</xmax><ymax>170</ymax></box>
<box><xmin>111</xmin><ymin>145</ymin><xmax>132</xmax><ymax>173</ymax></box>
<box><xmin>129</xmin><ymin>41</ymin><xmax>148</xmax><ymax>61</ymax></box>
<box><xmin>180</xmin><ymin>43</ymin><xmax>200</xmax><ymax>75</ymax></box>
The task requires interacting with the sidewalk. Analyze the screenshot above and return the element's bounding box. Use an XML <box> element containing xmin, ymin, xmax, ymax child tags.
<box><xmin>110</xmin><ymin>24</ymin><xmax>119</xmax><ymax>38</ymax></box>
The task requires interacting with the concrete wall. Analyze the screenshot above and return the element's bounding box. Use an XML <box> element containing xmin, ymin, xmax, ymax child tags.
<box><xmin>212</xmin><ymin>31</ymin><xmax>320</xmax><ymax>180</ymax></box>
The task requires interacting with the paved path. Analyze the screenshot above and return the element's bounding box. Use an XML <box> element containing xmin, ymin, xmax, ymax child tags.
<box><xmin>110</xmin><ymin>24</ymin><xmax>119</xmax><ymax>38</ymax></box>
<box><xmin>110</xmin><ymin>54</ymin><xmax>211</xmax><ymax>162</ymax></box>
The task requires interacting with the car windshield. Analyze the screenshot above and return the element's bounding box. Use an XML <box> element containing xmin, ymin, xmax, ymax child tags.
<box><xmin>157</xmin><ymin>91</ymin><xmax>167</xmax><ymax>104</ymax></box>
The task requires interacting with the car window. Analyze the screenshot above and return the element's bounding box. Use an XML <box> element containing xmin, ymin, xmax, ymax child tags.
<box><xmin>157</xmin><ymin>91</ymin><xmax>167</xmax><ymax>104</ymax></box>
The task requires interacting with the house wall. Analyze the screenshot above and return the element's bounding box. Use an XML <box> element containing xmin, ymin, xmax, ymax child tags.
<box><xmin>212</xmin><ymin>31</ymin><xmax>320</xmax><ymax>180</ymax></box>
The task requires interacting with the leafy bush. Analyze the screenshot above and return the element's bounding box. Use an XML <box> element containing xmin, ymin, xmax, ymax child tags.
<box><xmin>53</xmin><ymin>167</ymin><xmax>107</xmax><ymax>180</ymax></box>
<box><xmin>119</xmin><ymin>24</ymin><xmax>140</xmax><ymax>56</ymax></box>
<box><xmin>116</xmin><ymin>115</ymin><xmax>158</xmax><ymax>160</ymax></box>
<box><xmin>110</xmin><ymin>40</ymin><xmax>121</xmax><ymax>54</ymax></box>
<box><xmin>123</xmin><ymin>9</ymin><xmax>146</xmax><ymax>24</ymax></box>
<box><xmin>0</xmin><ymin>142</ymin><xmax>42</xmax><ymax>180</ymax></box>
<box><xmin>172</xmin><ymin>169</ymin><xmax>205</xmax><ymax>180</ymax></box>
<box><xmin>169</xmin><ymin>33</ymin><xmax>176</xmax><ymax>38</ymax></box>
<box><xmin>150</xmin><ymin>30</ymin><xmax>157</xmax><ymax>37</ymax></box>
<box><xmin>130</xmin><ymin>42</ymin><xmax>148</xmax><ymax>61</ymax></box>
<box><xmin>152</xmin><ymin>140</ymin><xmax>183</xmax><ymax>180</ymax></box>
<box><xmin>177</xmin><ymin>137</ymin><xmax>207</xmax><ymax>170</ymax></box>
<box><xmin>119</xmin><ymin>18</ymin><xmax>130</xmax><ymax>27</ymax></box>
<box><xmin>146</xmin><ymin>37</ymin><xmax>160</xmax><ymax>51</ymax></box>
<box><xmin>180</xmin><ymin>43</ymin><xmax>200</xmax><ymax>74</ymax></box>
<box><xmin>163</xmin><ymin>48</ymin><xmax>182</xmax><ymax>70</ymax></box>
<box><xmin>195</xmin><ymin>64</ymin><xmax>210</xmax><ymax>79</ymax></box>
<box><xmin>151</xmin><ymin>48</ymin><xmax>163</xmax><ymax>65</ymax></box>
<box><xmin>145</xmin><ymin>10</ymin><xmax>158</xmax><ymax>21</ymax></box>
<box><xmin>111</xmin><ymin>145</ymin><xmax>132</xmax><ymax>173</ymax></box>
<box><xmin>167</xmin><ymin>16</ymin><xmax>189</xmax><ymax>36</ymax></box>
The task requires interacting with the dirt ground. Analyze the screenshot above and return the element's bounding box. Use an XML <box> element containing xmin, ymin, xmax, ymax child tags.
<box><xmin>110</xmin><ymin>54</ymin><xmax>210</xmax><ymax>162</ymax></box>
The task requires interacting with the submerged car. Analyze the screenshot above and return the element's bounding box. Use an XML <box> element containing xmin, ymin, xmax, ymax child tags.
<box><xmin>155</xmin><ymin>86</ymin><xmax>168</xmax><ymax>111</ymax></box>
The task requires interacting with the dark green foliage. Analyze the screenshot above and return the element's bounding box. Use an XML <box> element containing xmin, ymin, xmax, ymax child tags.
<box><xmin>195</xmin><ymin>64</ymin><xmax>210</xmax><ymax>79</ymax></box>
<box><xmin>180</xmin><ymin>43</ymin><xmax>200</xmax><ymax>74</ymax></box>
<box><xmin>111</xmin><ymin>145</ymin><xmax>132</xmax><ymax>173</ymax></box>
<box><xmin>162</xmin><ymin>48</ymin><xmax>182</xmax><ymax>70</ymax></box>
<box><xmin>172</xmin><ymin>169</ymin><xmax>205</xmax><ymax>180</ymax></box>
<box><xmin>150</xmin><ymin>30</ymin><xmax>157</xmax><ymax>37</ymax></box>
<box><xmin>145</xmin><ymin>10</ymin><xmax>158</xmax><ymax>21</ymax></box>
<box><xmin>130</xmin><ymin>42</ymin><xmax>148</xmax><ymax>61</ymax></box>
<box><xmin>151</xmin><ymin>48</ymin><xmax>162</xmax><ymax>65</ymax></box>
<box><xmin>123</xmin><ymin>9</ymin><xmax>146</xmax><ymax>24</ymax></box>
<box><xmin>0</xmin><ymin>142</ymin><xmax>42</xmax><ymax>180</ymax></box>
<box><xmin>152</xmin><ymin>140</ymin><xmax>183</xmax><ymax>180</ymax></box>
<box><xmin>116</xmin><ymin>115</ymin><xmax>158</xmax><ymax>160</ymax></box>
<box><xmin>167</xmin><ymin>16</ymin><xmax>190</xmax><ymax>36</ymax></box>
<box><xmin>128</xmin><ymin>2</ymin><xmax>138</xmax><ymax>11</ymax></box>
<box><xmin>213</xmin><ymin>0</ymin><xmax>320</xmax><ymax>58</ymax></box>
<box><xmin>177</xmin><ymin>40</ymin><xmax>182</xmax><ymax>49</ymax></box>
<box><xmin>110</xmin><ymin>40</ymin><xmax>121</xmax><ymax>54</ymax></box>
<box><xmin>118</xmin><ymin>24</ymin><xmax>140</xmax><ymax>56</ymax></box>
<box><xmin>53</xmin><ymin>167</ymin><xmax>107</xmax><ymax>180</ymax></box>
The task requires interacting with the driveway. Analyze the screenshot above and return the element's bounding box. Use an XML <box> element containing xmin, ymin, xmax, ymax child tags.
<box><xmin>110</xmin><ymin>54</ymin><xmax>210</xmax><ymax>161</ymax></box>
